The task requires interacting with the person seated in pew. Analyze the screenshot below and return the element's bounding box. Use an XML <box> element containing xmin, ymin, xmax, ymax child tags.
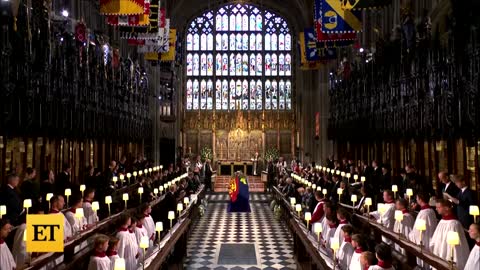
<box><xmin>393</xmin><ymin>198</ymin><xmax>414</xmax><ymax>255</ymax></box>
<box><xmin>465</xmin><ymin>223</ymin><xmax>480</xmax><ymax>270</ymax></box>
<box><xmin>369</xmin><ymin>190</ymin><xmax>395</xmax><ymax>244</ymax></box>
<box><xmin>0</xmin><ymin>219</ymin><xmax>16</xmax><ymax>270</ymax></box>
<box><xmin>430</xmin><ymin>199</ymin><xmax>469</xmax><ymax>270</ymax></box>
<box><xmin>139</xmin><ymin>204</ymin><xmax>155</xmax><ymax>246</ymax></box>
<box><xmin>360</xmin><ymin>251</ymin><xmax>376</xmax><ymax>270</ymax></box>
<box><xmin>133</xmin><ymin>214</ymin><xmax>149</xmax><ymax>255</ymax></box>
<box><xmin>83</xmin><ymin>188</ymin><xmax>98</xmax><ymax>224</ymax></box>
<box><xmin>116</xmin><ymin>214</ymin><xmax>139</xmax><ymax>270</ymax></box>
<box><xmin>65</xmin><ymin>194</ymin><xmax>90</xmax><ymax>234</ymax></box>
<box><xmin>49</xmin><ymin>194</ymin><xmax>73</xmax><ymax>241</ymax></box>
<box><xmin>88</xmin><ymin>234</ymin><xmax>111</xmax><ymax>270</ymax></box>
<box><xmin>368</xmin><ymin>243</ymin><xmax>394</xmax><ymax>270</ymax></box>
<box><xmin>349</xmin><ymin>234</ymin><xmax>368</xmax><ymax>270</ymax></box>
<box><xmin>107</xmin><ymin>236</ymin><xmax>120</xmax><ymax>270</ymax></box>
<box><xmin>321</xmin><ymin>202</ymin><xmax>337</xmax><ymax>247</ymax></box>
<box><xmin>336</xmin><ymin>225</ymin><xmax>354</xmax><ymax>270</ymax></box>
<box><xmin>354</xmin><ymin>186</ymin><xmax>367</xmax><ymax>212</ymax></box>
<box><xmin>334</xmin><ymin>208</ymin><xmax>350</xmax><ymax>246</ymax></box>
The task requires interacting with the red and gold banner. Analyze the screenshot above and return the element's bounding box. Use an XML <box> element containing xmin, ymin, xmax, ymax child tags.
<box><xmin>100</xmin><ymin>0</ymin><xmax>145</xmax><ymax>15</ymax></box>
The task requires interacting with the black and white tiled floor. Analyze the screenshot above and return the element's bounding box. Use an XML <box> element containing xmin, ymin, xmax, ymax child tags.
<box><xmin>185</xmin><ymin>194</ymin><xmax>296</xmax><ymax>269</ymax></box>
<box><xmin>205</xmin><ymin>193</ymin><xmax>270</xmax><ymax>203</ymax></box>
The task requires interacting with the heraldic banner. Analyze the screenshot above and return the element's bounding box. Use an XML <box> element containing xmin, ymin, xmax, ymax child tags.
<box><xmin>228</xmin><ymin>172</ymin><xmax>251</xmax><ymax>212</ymax></box>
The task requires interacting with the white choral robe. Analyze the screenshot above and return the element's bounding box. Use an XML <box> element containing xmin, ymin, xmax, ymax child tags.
<box><xmin>464</xmin><ymin>243</ymin><xmax>480</xmax><ymax>270</ymax></box>
<box><xmin>116</xmin><ymin>229</ymin><xmax>138</xmax><ymax>270</ymax></box>
<box><xmin>144</xmin><ymin>215</ymin><xmax>155</xmax><ymax>245</ymax></box>
<box><xmin>311</xmin><ymin>202</ymin><xmax>326</xmax><ymax>234</ymax></box>
<box><xmin>348</xmin><ymin>249</ymin><xmax>363</xmax><ymax>270</ymax></box>
<box><xmin>108</xmin><ymin>252</ymin><xmax>120</xmax><ymax>270</ymax></box>
<box><xmin>333</xmin><ymin>221</ymin><xmax>349</xmax><ymax>246</ymax></box>
<box><xmin>12</xmin><ymin>223</ymin><xmax>29</xmax><ymax>268</ymax></box>
<box><xmin>371</xmin><ymin>202</ymin><xmax>395</xmax><ymax>244</ymax></box>
<box><xmin>323</xmin><ymin>221</ymin><xmax>337</xmax><ymax>247</ymax></box>
<box><xmin>65</xmin><ymin>209</ymin><xmax>87</xmax><ymax>234</ymax></box>
<box><xmin>83</xmin><ymin>201</ymin><xmax>98</xmax><ymax>224</ymax></box>
<box><xmin>408</xmin><ymin>207</ymin><xmax>438</xmax><ymax>269</ymax></box>
<box><xmin>0</xmin><ymin>239</ymin><xmax>16</xmax><ymax>270</ymax></box>
<box><xmin>368</xmin><ymin>265</ymin><xmax>394</xmax><ymax>270</ymax></box>
<box><xmin>50</xmin><ymin>210</ymin><xmax>72</xmax><ymax>241</ymax></box>
<box><xmin>430</xmin><ymin>217</ymin><xmax>469</xmax><ymax>270</ymax></box>
<box><xmin>134</xmin><ymin>225</ymin><xmax>149</xmax><ymax>255</ymax></box>
<box><xmin>88</xmin><ymin>253</ymin><xmax>111</xmax><ymax>270</ymax></box>
<box><xmin>393</xmin><ymin>211</ymin><xmax>414</xmax><ymax>255</ymax></box>
<box><xmin>336</xmin><ymin>240</ymin><xmax>354</xmax><ymax>270</ymax></box>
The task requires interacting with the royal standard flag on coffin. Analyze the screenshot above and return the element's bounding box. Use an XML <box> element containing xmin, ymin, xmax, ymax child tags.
<box><xmin>318</xmin><ymin>0</ymin><xmax>362</xmax><ymax>33</ymax></box>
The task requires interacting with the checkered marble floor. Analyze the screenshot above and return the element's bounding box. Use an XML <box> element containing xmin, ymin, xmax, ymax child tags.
<box><xmin>206</xmin><ymin>193</ymin><xmax>270</xmax><ymax>203</ymax></box>
<box><xmin>185</xmin><ymin>198</ymin><xmax>296</xmax><ymax>270</ymax></box>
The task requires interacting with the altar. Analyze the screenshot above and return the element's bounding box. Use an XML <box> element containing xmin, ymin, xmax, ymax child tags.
<box><xmin>217</xmin><ymin>161</ymin><xmax>254</xmax><ymax>176</ymax></box>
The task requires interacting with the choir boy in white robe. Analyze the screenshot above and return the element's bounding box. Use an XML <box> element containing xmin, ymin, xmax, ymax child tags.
<box><xmin>12</xmin><ymin>208</ymin><xmax>43</xmax><ymax>268</ymax></box>
<box><xmin>140</xmin><ymin>204</ymin><xmax>155</xmax><ymax>247</ymax></box>
<box><xmin>349</xmin><ymin>234</ymin><xmax>368</xmax><ymax>270</ymax></box>
<box><xmin>368</xmin><ymin>243</ymin><xmax>394</xmax><ymax>270</ymax></box>
<box><xmin>310</xmin><ymin>191</ymin><xmax>326</xmax><ymax>234</ymax></box>
<box><xmin>360</xmin><ymin>251</ymin><xmax>375</xmax><ymax>270</ymax></box>
<box><xmin>393</xmin><ymin>199</ymin><xmax>414</xmax><ymax>255</ymax></box>
<box><xmin>334</xmin><ymin>208</ymin><xmax>350</xmax><ymax>246</ymax></box>
<box><xmin>65</xmin><ymin>195</ymin><xmax>88</xmax><ymax>234</ymax></box>
<box><xmin>134</xmin><ymin>215</ymin><xmax>149</xmax><ymax>255</ymax></box>
<box><xmin>336</xmin><ymin>225</ymin><xmax>354</xmax><ymax>270</ymax></box>
<box><xmin>408</xmin><ymin>193</ymin><xmax>438</xmax><ymax>269</ymax></box>
<box><xmin>88</xmin><ymin>234</ymin><xmax>111</xmax><ymax>270</ymax></box>
<box><xmin>0</xmin><ymin>219</ymin><xmax>16</xmax><ymax>270</ymax></box>
<box><xmin>370</xmin><ymin>190</ymin><xmax>395</xmax><ymax>244</ymax></box>
<box><xmin>430</xmin><ymin>199</ymin><xmax>469</xmax><ymax>270</ymax></box>
<box><xmin>50</xmin><ymin>195</ymin><xmax>73</xmax><ymax>241</ymax></box>
<box><xmin>116</xmin><ymin>214</ymin><xmax>139</xmax><ymax>270</ymax></box>
<box><xmin>83</xmin><ymin>188</ymin><xmax>98</xmax><ymax>224</ymax></box>
<box><xmin>322</xmin><ymin>202</ymin><xmax>338</xmax><ymax>248</ymax></box>
<box><xmin>465</xmin><ymin>223</ymin><xmax>480</xmax><ymax>270</ymax></box>
<box><xmin>107</xmin><ymin>237</ymin><xmax>120</xmax><ymax>270</ymax></box>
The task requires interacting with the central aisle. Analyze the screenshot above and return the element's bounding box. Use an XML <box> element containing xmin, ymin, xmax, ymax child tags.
<box><xmin>185</xmin><ymin>194</ymin><xmax>296</xmax><ymax>270</ymax></box>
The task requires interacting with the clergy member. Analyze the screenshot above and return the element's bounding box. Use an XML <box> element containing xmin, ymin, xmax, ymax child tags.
<box><xmin>408</xmin><ymin>193</ymin><xmax>438</xmax><ymax>269</ymax></box>
<box><xmin>336</xmin><ymin>225</ymin><xmax>354</xmax><ymax>270</ymax></box>
<box><xmin>50</xmin><ymin>195</ymin><xmax>73</xmax><ymax>241</ymax></box>
<box><xmin>430</xmin><ymin>199</ymin><xmax>469</xmax><ymax>270</ymax></box>
<box><xmin>116</xmin><ymin>214</ymin><xmax>139</xmax><ymax>270</ymax></box>
<box><xmin>393</xmin><ymin>199</ymin><xmax>414</xmax><ymax>255</ymax></box>
<box><xmin>349</xmin><ymin>234</ymin><xmax>367</xmax><ymax>270</ymax></box>
<box><xmin>465</xmin><ymin>223</ymin><xmax>480</xmax><ymax>270</ymax></box>
<box><xmin>0</xmin><ymin>219</ymin><xmax>16</xmax><ymax>270</ymax></box>
<box><xmin>368</xmin><ymin>244</ymin><xmax>394</xmax><ymax>270</ymax></box>
<box><xmin>88</xmin><ymin>234</ymin><xmax>111</xmax><ymax>270</ymax></box>
<box><xmin>83</xmin><ymin>188</ymin><xmax>98</xmax><ymax>224</ymax></box>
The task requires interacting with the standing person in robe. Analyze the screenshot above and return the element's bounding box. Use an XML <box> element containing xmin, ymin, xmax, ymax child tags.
<box><xmin>116</xmin><ymin>214</ymin><xmax>138</xmax><ymax>270</ymax></box>
<box><xmin>49</xmin><ymin>195</ymin><xmax>73</xmax><ymax>241</ymax></box>
<box><xmin>349</xmin><ymin>234</ymin><xmax>368</xmax><ymax>270</ymax></box>
<box><xmin>368</xmin><ymin>244</ymin><xmax>394</xmax><ymax>270</ymax></box>
<box><xmin>83</xmin><ymin>188</ymin><xmax>98</xmax><ymax>224</ymax></box>
<box><xmin>88</xmin><ymin>234</ymin><xmax>111</xmax><ymax>270</ymax></box>
<box><xmin>360</xmin><ymin>252</ymin><xmax>376</xmax><ymax>270</ymax></box>
<box><xmin>445</xmin><ymin>175</ymin><xmax>476</xmax><ymax>229</ymax></box>
<box><xmin>0</xmin><ymin>219</ymin><xmax>15</xmax><ymax>270</ymax></box>
<box><xmin>107</xmin><ymin>237</ymin><xmax>120</xmax><ymax>270</ymax></box>
<box><xmin>370</xmin><ymin>190</ymin><xmax>395</xmax><ymax>243</ymax></box>
<box><xmin>430</xmin><ymin>199</ymin><xmax>469</xmax><ymax>270</ymax></box>
<box><xmin>321</xmin><ymin>202</ymin><xmax>337</xmax><ymax>247</ymax></box>
<box><xmin>133</xmin><ymin>215</ymin><xmax>149</xmax><ymax>255</ymax></box>
<box><xmin>333</xmin><ymin>208</ymin><xmax>349</xmax><ymax>246</ymax></box>
<box><xmin>465</xmin><ymin>223</ymin><xmax>480</xmax><ymax>270</ymax></box>
<box><xmin>408</xmin><ymin>192</ymin><xmax>438</xmax><ymax>269</ymax></box>
<box><xmin>12</xmin><ymin>207</ymin><xmax>43</xmax><ymax>268</ymax></box>
<box><xmin>310</xmin><ymin>191</ymin><xmax>326</xmax><ymax>233</ymax></box>
<box><xmin>65</xmin><ymin>194</ymin><xmax>88</xmax><ymax>234</ymax></box>
<box><xmin>140</xmin><ymin>204</ymin><xmax>155</xmax><ymax>247</ymax></box>
<box><xmin>204</xmin><ymin>159</ymin><xmax>214</xmax><ymax>191</ymax></box>
<box><xmin>393</xmin><ymin>199</ymin><xmax>414</xmax><ymax>255</ymax></box>
<box><xmin>336</xmin><ymin>225</ymin><xmax>354</xmax><ymax>270</ymax></box>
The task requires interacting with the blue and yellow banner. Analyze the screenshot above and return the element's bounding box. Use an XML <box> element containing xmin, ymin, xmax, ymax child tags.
<box><xmin>316</xmin><ymin>0</ymin><xmax>362</xmax><ymax>33</ymax></box>
<box><xmin>341</xmin><ymin>0</ymin><xmax>391</xmax><ymax>10</ymax></box>
<box><xmin>298</xmin><ymin>31</ymin><xmax>321</xmax><ymax>70</ymax></box>
<box><xmin>304</xmin><ymin>28</ymin><xmax>337</xmax><ymax>62</ymax></box>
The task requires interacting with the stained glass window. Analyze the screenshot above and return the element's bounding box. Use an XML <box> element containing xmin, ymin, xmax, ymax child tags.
<box><xmin>185</xmin><ymin>4</ymin><xmax>293</xmax><ymax>111</ymax></box>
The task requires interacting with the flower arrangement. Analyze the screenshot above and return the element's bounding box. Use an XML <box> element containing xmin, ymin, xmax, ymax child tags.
<box><xmin>264</xmin><ymin>147</ymin><xmax>279</xmax><ymax>161</ymax></box>
<box><xmin>200</xmin><ymin>146</ymin><xmax>213</xmax><ymax>161</ymax></box>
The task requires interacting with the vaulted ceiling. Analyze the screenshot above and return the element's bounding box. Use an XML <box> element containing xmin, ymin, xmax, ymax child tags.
<box><xmin>170</xmin><ymin>0</ymin><xmax>312</xmax><ymax>34</ymax></box>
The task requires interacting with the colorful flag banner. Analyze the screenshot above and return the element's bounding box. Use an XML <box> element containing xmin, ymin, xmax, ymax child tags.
<box><xmin>316</xmin><ymin>0</ymin><xmax>362</xmax><ymax>33</ymax></box>
<box><xmin>298</xmin><ymin>31</ymin><xmax>321</xmax><ymax>70</ymax></box>
<box><xmin>341</xmin><ymin>0</ymin><xmax>391</xmax><ymax>10</ymax></box>
<box><xmin>100</xmin><ymin>0</ymin><xmax>145</xmax><ymax>15</ymax></box>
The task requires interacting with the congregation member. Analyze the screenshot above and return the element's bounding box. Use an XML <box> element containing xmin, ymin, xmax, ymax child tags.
<box><xmin>116</xmin><ymin>214</ymin><xmax>139</xmax><ymax>270</ymax></box>
<box><xmin>349</xmin><ymin>234</ymin><xmax>367</xmax><ymax>270</ymax></box>
<box><xmin>56</xmin><ymin>163</ymin><xmax>73</xmax><ymax>196</ymax></box>
<box><xmin>368</xmin><ymin>244</ymin><xmax>394</xmax><ymax>270</ymax></box>
<box><xmin>393</xmin><ymin>199</ymin><xmax>414</xmax><ymax>255</ymax></box>
<box><xmin>20</xmin><ymin>167</ymin><xmax>40</xmax><ymax>206</ymax></box>
<box><xmin>408</xmin><ymin>193</ymin><xmax>438</xmax><ymax>269</ymax></box>
<box><xmin>336</xmin><ymin>225</ymin><xmax>354</xmax><ymax>270</ymax></box>
<box><xmin>107</xmin><ymin>237</ymin><xmax>120</xmax><ymax>270</ymax></box>
<box><xmin>436</xmin><ymin>171</ymin><xmax>460</xmax><ymax>199</ymax></box>
<box><xmin>445</xmin><ymin>175</ymin><xmax>476</xmax><ymax>229</ymax></box>
<box><xmin>83</xmin><ymin>188</ymin><xmax>98</xmax><ymax>224</ymax></box>
<box><xmin>465</xmin><ymin>223</ymin><xmax>480</xmax><ymax>270</ymax></box>
<box><xmin>430</xmin><ymin>199</ymin><xmax>469</xmax><ymax>270</ymax></box>
<box><xmin>0</xmin><ymin>174</ymin><xmax>22</xmax><ymax>226</ymax></box>
<box><xmin>0</xmin><ymin>219</ymin><xmax>15</xmax><ymax>270</ymax></box>
<box><xmin>49</xmin><ymin>195</ymin><xmax>73</xmax><ymax>241</ymax></box>
<box><xmin>88</xmin><ymin>234</ymin><xmax>111</xmax><ymax>270</ymax></box>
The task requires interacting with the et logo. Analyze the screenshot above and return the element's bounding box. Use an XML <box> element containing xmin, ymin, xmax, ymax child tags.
<box><xmin>26</xmin><ymin>214</ymin><xmax>64</xmax><ymax>252</ymax></box>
